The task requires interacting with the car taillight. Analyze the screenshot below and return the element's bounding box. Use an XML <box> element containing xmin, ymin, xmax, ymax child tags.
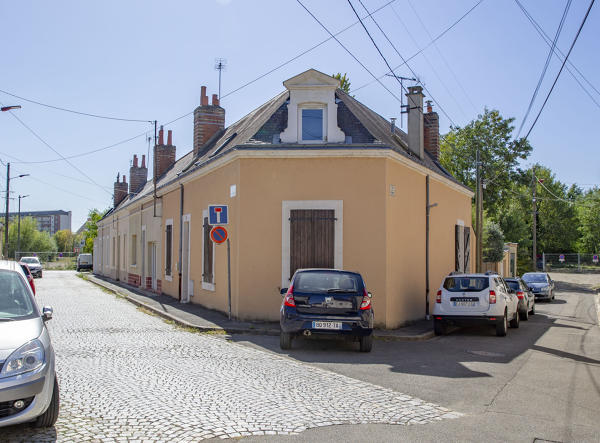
<box><xmin>284</xmin><ymin>285</ymin><xmax>296</xmax><ymax>307</ymax></box>
<box><xmin>360</xmin><ymin>288</ymin><xmax>371</xmax><ymax>310</ymax></box>
<box><xmin>516</xmin><ymin>291</ymin><xmax>524</xmax><ymax>300</ymax></box>
<box><xmin>489</xmin><ymin>290</ymin><xmax>497</xmax><ymax>304</ymax></box>
<box><xmin>436</xmin><ymin>290</ymin><xmax>442</xmax><ymax>303</ymax></box>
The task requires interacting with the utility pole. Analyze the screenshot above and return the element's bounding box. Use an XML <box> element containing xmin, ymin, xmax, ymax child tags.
<box><xmin>17</xmin><ymin>194</ymin><xmax>29</xmax><ymax>259</ymax></box>
<box><xmin>532</xmin><ymin>166</ymin><xmax>537</xmax><ymax>271</ymax></box>
<box><xmin>475</xmin><ymin>149</ymin><xmax>483</xmax><ymax>272</ymax></box>
<box><xmin>4</xmin><ymin>162</ymin><xmax>9</xmax><ymax>259</ymax></box>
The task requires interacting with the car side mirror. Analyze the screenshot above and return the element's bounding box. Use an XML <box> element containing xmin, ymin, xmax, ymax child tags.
<box><xmin>280</xmin><ymin>288</ymin><xmax>288</xmax><ymax>296</ymax></box>
<box><xmin>42</xmin><ymin>306</ymin><xmax>53</xmax><ymax>321</ymax></box>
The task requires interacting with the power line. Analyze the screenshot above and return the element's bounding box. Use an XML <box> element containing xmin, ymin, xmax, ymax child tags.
<box><xmin>514</xmin><ymin>0</ymin><xmax>600</xmax><ymax>110</ymax></box>
<box><xmin>2</xmin><ymin>104</ymin><xmax>112</xmax><ymax>196</ymax></box>
<box><xmin>524</xmin><ymin>0</ymin><xmax>595</xmax><ymax>140</ymax></box>
<box><xmin>296</xmin><ymin>0</ymin><xmax>403</xmax><ymax>104</ymax></box>
<box><xmin>350</xmin><ymin>0</ymin><xmax>457</xmax><ymax>126</ymax></box>
<box><xmin>517</xmin><ymin>0</ymin><xmax>572</xmax><ymax>137</ymax></box>
<box><xmin>0</xmin><ymin>88</ymin><xmax>152</xmax><ymax>123</ymax></box>
<box><xmin>351</xmin><ymin>0</ymin><xmax>484</xmax><ymax>94</ymax></box>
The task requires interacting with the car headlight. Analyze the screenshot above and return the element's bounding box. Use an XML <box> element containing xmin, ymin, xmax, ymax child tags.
<box><xmin>541</xmin><ymin>286</ymin><xmax>550</xmax><ymax>293</ymax></box>
<box><xmin>0</xmin><ymin>339</ymin><xmax>45</xmax><ymax>378</ymax></box>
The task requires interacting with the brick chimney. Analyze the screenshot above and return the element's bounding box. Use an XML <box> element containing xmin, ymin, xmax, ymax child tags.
<box><xmin>154</xmin><ymin>126</ymin><xmax>176</xmax><ymax>180</ymax></box>
<box><xmin>193</xmin><ymin>86</ymin><xmax>225</xmax><ymax>156</ymax></box>
<box><xmin>129</xmin><ymin>154</ymin><xmax>148</xmax><ymax>195</ymax></box>
<box><xmin>114</xmin><ymin>173</ymin><xmax>128</xmax><ymax>207</ymax></box>
<box><xmin>423</xmin><ymin>100</ymin><xmax>440</xmax><ymax>161</ymax></box>
<box><xmin>406</xmin><ymin>86</ymin><xmax>424</xmax><ymax>160</ymax></box>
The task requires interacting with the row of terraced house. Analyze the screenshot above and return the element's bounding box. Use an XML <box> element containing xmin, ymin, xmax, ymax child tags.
<box><xmin>93</xmin><ymin>69</ymin><xmax>474</xmax><ymax>329</ymax></box>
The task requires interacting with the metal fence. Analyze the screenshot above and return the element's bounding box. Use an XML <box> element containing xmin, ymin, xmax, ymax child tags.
<box><xmin>543</xmin><ymin>253</ymin><xmax>600</xmax><ymax>273</ymax></box>
<box><xmin>16</xmin><ymin>251</ymin><xmax>78</xmax><ymax>270</ymax></box>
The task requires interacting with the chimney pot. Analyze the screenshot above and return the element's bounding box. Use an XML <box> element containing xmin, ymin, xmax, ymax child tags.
<box><xmin>426</xmin><ymin>100</ymin><xmax>433</xmax><ymax>113</ymax></box>
<box><xmin>167</xmin><ymin>129</ymin><xmax>172</xmax><ymax>145</ymax></box>
<box><xmin>141</xmin><ymin>154</ymin><xmax>146</xmax><ymax>168</ymax></box>
<box><xmin>158</xmin><ymin>126</ymin><xmax>164</xmax><ymax>145</ymax></box>
<box><xmin>201</xmin><ymin>86</ymin><xmax>209</xmax><ymax>106</ymax></box>
<box><xmin>122</xmin><ymin>175</ymin><xmax>126</xmax><ymax>183</ymax></box>
<box><xmin>212</xmin><ymin>94</ymin><xmax>219</xmax><ymax>106</ymax></box>
<box><xmin>133</xmin><ymin>154</ymin><xmax>138</xmax><ymax>167</ymax></box>
<box><xmin>407</xmin><ymin>86</ymin><xmax>424</xmax><ymax>160</ymax></box>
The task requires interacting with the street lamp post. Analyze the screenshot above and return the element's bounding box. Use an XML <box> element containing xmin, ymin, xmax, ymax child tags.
<box><xmin>17</xmin><ymin>194</ymin><xmax>29</xmax><ymax>260</ymax></box>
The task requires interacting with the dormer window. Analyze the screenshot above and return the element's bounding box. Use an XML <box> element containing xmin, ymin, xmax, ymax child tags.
<box><xmin>280</xmin><ymin>69</ymin><xmax>346</xmax><ymax>144</ymax></box>
<box><xmin>301</xmin><ymin>107</ymin><xmax>325</xmax><ymax>142</ymax></box>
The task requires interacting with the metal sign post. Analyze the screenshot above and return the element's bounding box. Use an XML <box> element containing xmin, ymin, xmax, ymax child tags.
<box><xmin>209</xmin><ymin>210</ymin><xmax>231</xmax><ymax>319</ymax></box>
<box><xmin>227</xmin><ymin>238</ymin><xmax>231</xmax><ymax>320</ymax></box>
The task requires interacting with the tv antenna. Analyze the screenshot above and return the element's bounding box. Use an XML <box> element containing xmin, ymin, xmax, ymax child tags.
<box><xmin>386</xmin><ymin>74</ymin><xmax>417</xmax><ymax>128</ymax></box>
<box><xmin>214</xmin><ymin>58</ymin><xmax>227</xmax><ymax>100</ymax></box>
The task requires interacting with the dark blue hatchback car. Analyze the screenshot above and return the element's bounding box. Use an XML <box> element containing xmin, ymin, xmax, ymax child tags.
<box><xmin>279</xmin><ymin>269</ymin><xmax>374</xmax><ymax>352</ymax></box>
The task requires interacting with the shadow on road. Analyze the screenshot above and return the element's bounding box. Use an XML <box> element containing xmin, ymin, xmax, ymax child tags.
<box><xmin>0</xmin><ymin>424</ymin><xmax>57</xmax><ymax>442</ymax></box>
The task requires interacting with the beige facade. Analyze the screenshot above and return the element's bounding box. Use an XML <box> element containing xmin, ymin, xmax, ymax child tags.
<box><xmin>94</xmin><ymin>69</ymin><xmax>474</xmax><ymax>329</ymax></box>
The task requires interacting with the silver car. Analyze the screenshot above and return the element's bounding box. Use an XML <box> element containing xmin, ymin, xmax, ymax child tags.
<box><xmin>0</xmin><ymin>260</ymin><xmax>59</xmax><ymax>428</ymax></box>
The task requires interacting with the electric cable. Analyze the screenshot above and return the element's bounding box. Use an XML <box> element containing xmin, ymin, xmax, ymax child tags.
<box><xmin>296</xmin><ymin>0</ymin><xmax>403</xmax><ymax>104</ymax></box>
<box><xmin>517</xmin><ymin>0</ymin><xmax>572</xmax><ymax>138</ymax></box>
<box><xmin>524</xmin><ymin>0</ymin><xmax>595</xmax><ymax>140</ymax></box>
<box><xmin>514</xmin><ymin>0</ymin><xmax>600</xmax><ymax>110</ymax></box>
<box><xmin>349</xmin><ymin>0</ymin><xmax>457</xmax><ymax>125</ymax></box>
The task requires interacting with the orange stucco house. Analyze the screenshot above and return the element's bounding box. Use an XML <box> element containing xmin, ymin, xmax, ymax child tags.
<box><xmin>94</xmin><ymin>69</ymin><xmax>473</xmax><ymax>329</ymax></box>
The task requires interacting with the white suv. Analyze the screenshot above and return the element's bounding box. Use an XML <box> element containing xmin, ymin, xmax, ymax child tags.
<box><xmin>433</xmin><ymin>273</ymin><xmax>520</xmax><ymax>337</ymax></box>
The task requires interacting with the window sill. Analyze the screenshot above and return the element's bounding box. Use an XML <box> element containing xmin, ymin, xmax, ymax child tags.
<box><xmin>165</xmin><ymin>275</ymin><xmax>173</xmax><ymax>282</ymax></box>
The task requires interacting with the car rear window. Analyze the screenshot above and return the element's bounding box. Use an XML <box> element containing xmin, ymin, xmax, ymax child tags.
<box><xmin>294</xmin><ymin>271</ymin><xmax>362</xmax><ymax>293</ymax></box>
<box><xmin>505</xmin><ymin>280</ymin><xmax>520</xmax><ymax>291</ymax></box>
<box><xmin>0</xmin><ymin>270</ymin><xmax>36</xmax><ymax>319</ymax></box>
<box><xmin>443</xmin><ymin>277</ymin><xmax>489</xmax><ymax>292</ymax></box>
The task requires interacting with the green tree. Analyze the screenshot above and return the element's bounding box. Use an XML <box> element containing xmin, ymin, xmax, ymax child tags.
<box><xmin>8</xmin><ymin>217</ymin><xmax>57</xmax><ymax>259</ymax></box>
<box><xmin>54</xmin><ymin>229</ymin><xmax>74</xmax><ymax>252</ymax></box>
<box><xmin>83</xmin><ymin>208</ymin><xmax>107</xmax><ymax>253</ymax></box>
<box><xmin>577</xmin><ymin>188</ymin><xmax>600</xmax><ymax>253</ymax></box>
<box><xmin>483</xmin><ymin>221</ymin><xmax>504</xmax><ymax>263</ymax></box>
<box><xmin>332</xmin><ymin>73</ymin><xmax>351</xmax><ymax>94</ymax></box>
<box><xmin>440</xmin><ymin>108</ymin><xmax>532</xmax><ymax>218</ymax></box>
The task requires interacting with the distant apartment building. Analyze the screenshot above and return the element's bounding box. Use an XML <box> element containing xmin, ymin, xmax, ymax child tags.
<box><xmin>1</xmin><ymin>210</ymin><xmax>72</xmax><ymax>235</ymax></box>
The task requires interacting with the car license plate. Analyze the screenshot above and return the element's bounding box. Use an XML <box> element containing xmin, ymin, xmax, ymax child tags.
<box><xmin>312</xmin><ymin>321</ymin><xmax>342</xmax><ymax>330</ymax></box>
<box><xmin>453</xmin><ymin>301</ymin><xmax>477</xmax><ymax>307</ymax></box>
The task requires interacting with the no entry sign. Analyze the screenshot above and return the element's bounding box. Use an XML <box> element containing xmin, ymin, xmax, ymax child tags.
<box><xmin>210</xmin><ymin>226</ymin><xmax>228</xmax><ymax>244</ymax></box>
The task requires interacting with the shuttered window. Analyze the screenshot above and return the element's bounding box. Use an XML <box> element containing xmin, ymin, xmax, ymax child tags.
<box><xmin>289</xmin><ymin>209</ymin><xmax>335</xmax><ymax>278</ymax></box>
<box><xmin>463</xmin><ymin>226</ymin><xmax>471</xmax><ymax>272</ymax></box>
<box><xmin>203</xmin><ymin>217</ymin><xmax>213</xmax><ymax>283</ymax></box>
<box><xmin>165</xmin><ymin>224</ymin><xmax>172</xmax><ymax>276</ymax></box>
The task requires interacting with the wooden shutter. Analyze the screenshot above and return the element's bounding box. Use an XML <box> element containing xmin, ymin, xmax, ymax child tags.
<box><xmin>203</xmin><ymin>217</ymin><xmax>213</xmax><ymax>283</ymax></box>
<box><xmin>455</xmin><ymin>225</ymin><xmax>462</xmax><ymax>272</ymax></box>
<box><xmin>165</xmin><ymin>225</ymin><xmax>172</xmax><ymax>275</ymax></box>
<box><xmin>463</xmin><ymin>226</ymin><xmax>471</xmax><ymax>272</ymax></box>
<box><xmin>290</xmin><ymin>209</ymin><xmax>335</xmax><ymax>278</ymax></box>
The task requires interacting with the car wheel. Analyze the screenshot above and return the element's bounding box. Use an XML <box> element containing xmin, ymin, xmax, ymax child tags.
<box><xmin>530</xmin><ymin>303</ymin><xmax>535</xmax><ymax>315</ymax></box>
<box><xmin>34</xmin><ymin>376</ymin><xmax>59</xmax><ymax>428</ymax></box>
<box><xmin>39</xmin><ymin>272</ymin><xmax>43</xmax><ymax>278</ymax></box>
<box><xmin>510</xmin><ymin>309</ymin><xmax>520</xmax><ymax>328</ymax></box>
<box><xmin>434</xmin><ymin>319</ymin><xmax>446</xmax><ymax>336</ymax></box>
<box><xmin>496</xmin><ymin>312</ymin><xmax>508</xmax><ymax>337</ymax></box>
<box><xmin>519</xmin><ymin>307</ymin><xmax>529</xmax><ymax>321</ymax></box>
<box><xmin>359</xmin><ymin>334</ymin><xmax>373</xmax><ymax>352</ymax></box>
<box><xmin>280</xmin><ymin>332</ymin><xmax>292</xmax><ymax>350</ymax></box>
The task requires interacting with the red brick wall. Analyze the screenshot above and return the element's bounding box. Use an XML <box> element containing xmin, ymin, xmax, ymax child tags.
<box><xmin>423</xmin><ymin>111</ymin><xmax>440</xmax><ymax>161</ymax></box>
<box><xmin>193</xmin><ymin>106</ymin><xmax>225</xmax><ymax>156</ymax></box>
<box><xmin>127</xmin><ymin>273</ymin><xmax>141</xmax><ymax>287</ymax></box>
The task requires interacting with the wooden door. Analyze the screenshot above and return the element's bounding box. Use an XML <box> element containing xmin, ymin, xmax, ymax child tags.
<box><xmin>289</xmin><ymin>209</ymin><xmax>335</xmax><ymax>278</ymax></box>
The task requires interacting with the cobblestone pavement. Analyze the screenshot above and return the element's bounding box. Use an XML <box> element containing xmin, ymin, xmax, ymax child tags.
<box><xmin>2</xmin><ymin>272</ymin><xmax>461</xmax><ymax>442</ymax></box>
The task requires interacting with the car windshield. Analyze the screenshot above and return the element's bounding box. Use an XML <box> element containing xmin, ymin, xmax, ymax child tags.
<box><xmin>443</xmin><ymin>277</ymin><xmax>489</xmax><ymax>292</ymax></box>
<box><xmin>294</xmin><ymin>271</ymin><xmax>362</xmax><ymax>293</ymax></box>
<box><xmin>21</xmin><ymin>257</ymin><xmax>40</xmax><ymax>265</ymax></box>
<box><xmin>505</xmin><ymin>280</ymin><xmax>520</xmax><ymax>291</ymax></box>
<box><xmin>0</xmin><ymin>270</ymin><xmax>36</xmax><ymax>319</ymax></box>
<box><xmin>522</xmin><ymin>273</ymin><xmax>548</xmax><ymax>283</ymax></box>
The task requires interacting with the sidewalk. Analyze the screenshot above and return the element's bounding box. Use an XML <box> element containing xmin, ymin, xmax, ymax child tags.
<box><xmin>84</xmin><ymin>273</ymin><xmax>434</xmax><ymax>341</ymax></box>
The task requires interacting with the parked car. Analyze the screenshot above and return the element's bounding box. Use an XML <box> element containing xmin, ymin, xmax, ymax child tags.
<box><xmin>504</xmin><ymin>277</ymin><xmax>535</xmax><ymax>320</ymax></box>
<box><xmin>19</xmin><ymin>257</ymin><xmax>42</xmax><ymax>278</ymax></box>
<box><xmin>76</xmin><ymin>253</ymin><xmax>93</xmax><ymax>272</ymax></box>
<box><xmin>279</xmin><ymin>269</ymin><xmax>374</xmax><ymax>352</ymax></box>
<box><xmin>522</xmin><ymin>272</ymin><xmax>555</xmax><ymax>301</ymax></box>
<box><xmin>18</xmin><ymin>262</ymin><xmax>36</xmax><ymax>295</ymax></box>
<box><xmin>433</xmin><ymin>272</ymin><xmax>520</xmax><ymax>337</ymax></box>
<box><xmin>0</xmin><ymin>260</ymin><xmax>59</xmax><ymax>428</ymax></box>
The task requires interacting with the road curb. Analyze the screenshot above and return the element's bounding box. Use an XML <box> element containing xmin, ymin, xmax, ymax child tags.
<box><xmin>83</xmin><ymin>274</ymin><xmax>434</xmax><ymax>341</ymax></box>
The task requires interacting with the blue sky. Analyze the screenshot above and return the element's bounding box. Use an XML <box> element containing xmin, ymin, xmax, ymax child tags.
<box><xmin>0</xmin><ymin>0</ymin><xmax>598</xmax><ymax>231</ymax></box>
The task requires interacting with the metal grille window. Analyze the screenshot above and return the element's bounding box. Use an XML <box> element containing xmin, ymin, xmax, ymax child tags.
<box><xmin>165</xmin><ymin>224</ymin><xmax>172</xmax><ymax>276</ymax></box>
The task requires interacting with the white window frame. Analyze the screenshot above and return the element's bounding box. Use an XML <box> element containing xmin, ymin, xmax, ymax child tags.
<box><xmin>164</xmin><ymin>218</ymin><xmax>173</xmax><ymax>282</ymax></box>
<box><xmin>298</xmin><ymin>103</ymin><xmax>327</xmax><ymax>144</ymax></box>
<box><xmin>201</xmin><ymin>209</ymin><xmax>215</xmax><ymax>291</ymax></box>
<box><xmin>281</xmin><ymin>200</ymin><xmax>343</xmax><ymax>288</ymax></box>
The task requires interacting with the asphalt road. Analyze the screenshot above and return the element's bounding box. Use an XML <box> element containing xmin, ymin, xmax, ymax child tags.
<box><xmin>234</xmin><ymin>274</ymin><xmax>600</xmax><ymax>442</ymax></box>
